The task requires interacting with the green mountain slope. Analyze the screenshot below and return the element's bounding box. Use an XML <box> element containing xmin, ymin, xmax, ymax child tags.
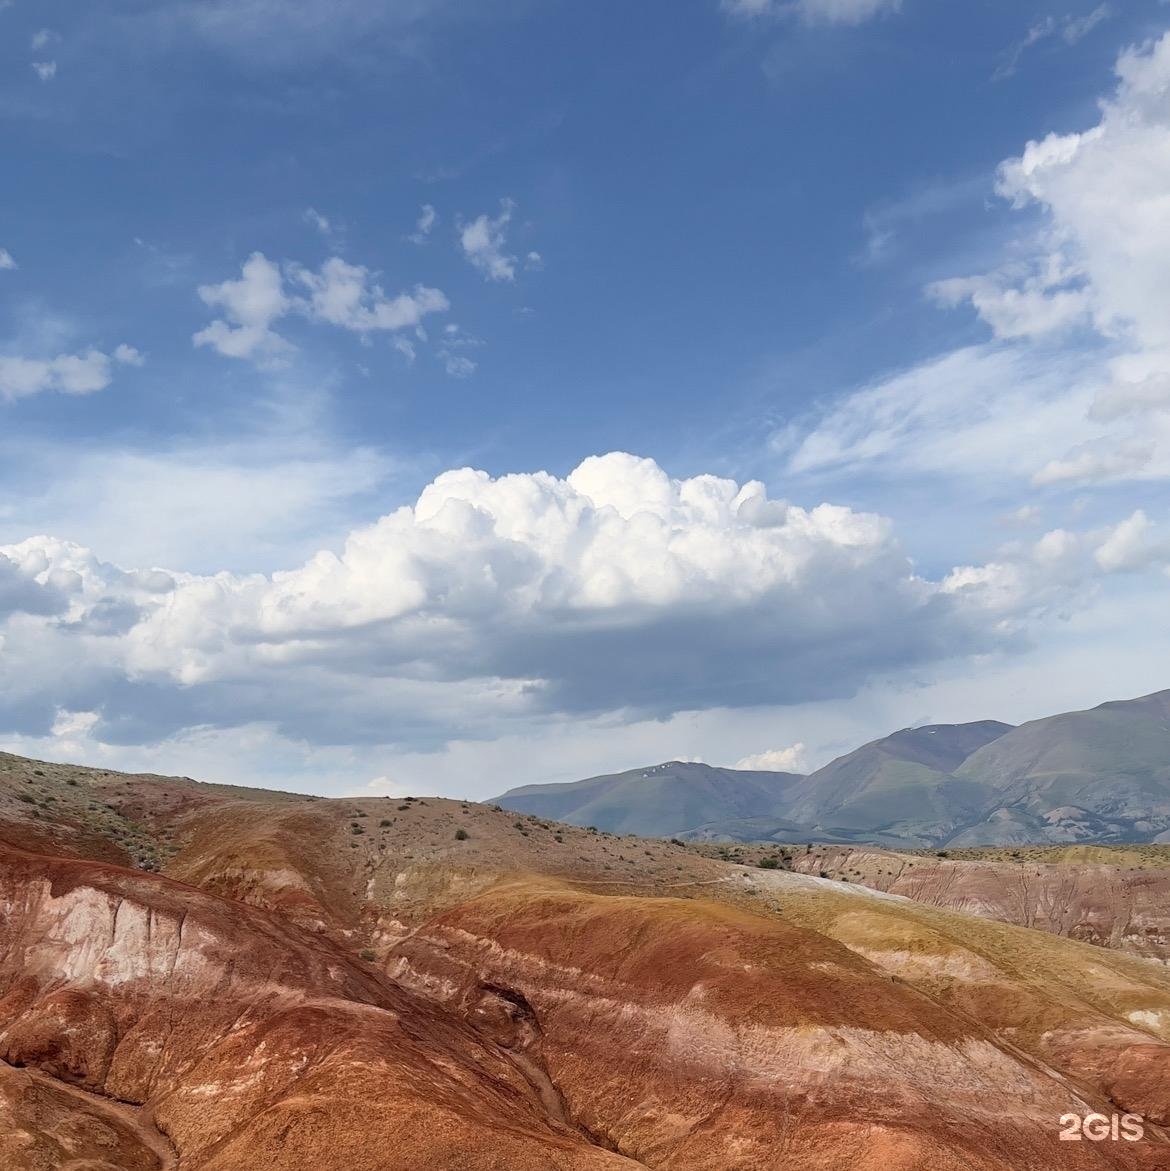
<box><xmin>495</xmin><ymin>692</ymin><xmax>1170</xmax><ymax>847</ymax></box>
<box><xmin>493</xmin><ymin>761</ymin><xmax>803</xmax><ymax>837</ymax></box>
<box><xmin>948</xmin><ymin>690</ymin><xmax>1170</xmax><ymax>844</ymax></box>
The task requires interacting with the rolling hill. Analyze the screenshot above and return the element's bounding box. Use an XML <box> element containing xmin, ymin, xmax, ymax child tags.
<box><xmin>3</xmin><ymin>749</ymin><xmax>1170</xmax><ymax>1168</ymax></box>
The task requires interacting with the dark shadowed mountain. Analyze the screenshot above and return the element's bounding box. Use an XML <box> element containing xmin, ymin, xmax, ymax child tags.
<box><xmin>490</xmin><ymin>761</ymin><xmax>803</xmax><ymax>837</ymax></box>
<box><xmin>495</xmin><ymin>691</ymin><xmax>1170</xmax><ymax>847</ymax></box>
<box><xmin>780</xmin><ymin>720</ymin><xmax>1014</xmax><ymax>842</ymax></box>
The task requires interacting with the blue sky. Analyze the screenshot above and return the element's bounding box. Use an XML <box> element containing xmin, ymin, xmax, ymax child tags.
<box><xmin>2</xmin><ymin>0</ymin><xmax>1170</xmax><ymax>796</ymax></box>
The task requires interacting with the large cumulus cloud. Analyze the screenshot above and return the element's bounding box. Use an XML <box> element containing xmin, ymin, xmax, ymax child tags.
<box><xmin>0</xmin><ymin>453</ymin><xmax>1071</xmax><ymax>750</ymax></box>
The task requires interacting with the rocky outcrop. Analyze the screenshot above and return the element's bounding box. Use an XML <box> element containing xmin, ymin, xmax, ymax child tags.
<box><xmin>0</xmin><ymin>849</ymin><xmax>636</xmax><ymax>1171</ymax></box>
<box><xmin>789</xmin><ymin>847</ymin><xmax>1170</xmax><ymax>962</ymax></box>
<box><xmin>385</xmin><ymin>879</ymin><xmax>1167</xmax><ymax>1169</ymax></box>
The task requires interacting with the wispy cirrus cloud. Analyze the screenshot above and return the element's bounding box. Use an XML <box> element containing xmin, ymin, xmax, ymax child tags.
<box><xmin>722</xmin><ymin>0</ymin><xmax>902</xmax><ymax>26</ymax></box>
<box><xmin>994</xmin><ymin>5</ymin><xmax>1113</xmax><ymax>81</ymax></box>
<box><xmin>785</xmin><ymin>30</ymin><xmax>1170</xmax><ymax>493</ymax></box>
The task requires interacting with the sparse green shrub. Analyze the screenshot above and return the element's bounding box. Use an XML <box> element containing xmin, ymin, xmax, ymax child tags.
<box><xmin>757</xmin><ymin>856</ymin><xmax>781</xmax><ymax>870</ymax></box>
<box><xmin>380</xmin><ymin>819</ymin><xmax>392</xmax><ymax>828</ymax></box>
<box><xmin>669</xmin><ymin>838</ymin><xmax>685</xmax><ymax>847</ymax></box>
<box><xmin>398</xmin><ymin>804</ymin><xmax>411</xmax><ymax>811</ymax></box>
<box><xmin>350</xmin><ymin>825</ymin><xmax>364</xmax><ymax>835</ymax></box>
<box><xmin>359</xmin><ymin>949</ymin><xmax>376</xmax><ymax>962</ymax></box>
<box><xmin>454</xmin><ymin>828</ymin><xmax>469</xmax><ymax>841</ymax></box>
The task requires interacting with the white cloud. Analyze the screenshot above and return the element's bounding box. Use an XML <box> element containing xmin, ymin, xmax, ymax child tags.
<box><xmin>291</xmin><ymin>256</ymin><xmax>448</xmax><ymax>333</ymax></box>
<box><xmin>1093</xmin><ymin>510</ymin><xmax>1166</xmax><ymax>572</ymax></box>
<box><xmin>0</xmin><ymin>250</ymin><xmax>16</xmax><ymax>271</ymax></box>
<box><xmin>734</xmin><ymin>743</ymin><xmax>807</xmax><ymax>772</ymax></box>
<box><xmin>458</xmin><ymin>198</ymin><xmax>517</xmax><ymax>281</ymax></box>
<box><xmin>994</xmin><ymin>5</ymin><xmax>1113</xmax><ymax>81</ymax></box>
<box><xmin>928</xmin><ymin>256</ymin><xmax>1092</xmax><ymax>341</ymax></box>
<box><xmin>722</xmin><ymin>0</ymin><xmax>901</xmax><ymax>25</ymax></box>
<box><xmin>1000</xmin><ymin>504</ymin><xmax>1043</xmax><ymax>528</ymax></box>
<box><xmin>789</xmin><ymin>31</ymin><xmax>1170</xmax><ymax>492</ymax></box>
<box><xmin>0</xmin><ymin>345</ymin><xmax>141</xmax><ymax>403</ymax></box>
<box><xmin>139</xmin><ymin>0</ymin><xmax>455</xmax><ymax>69</ymax></box>
<box><xmin>0</xmin><ymin>452</ymin><xmax>1082</xmax><ymax>753</ymax></box>
<box><xmin>409</xmin><ymin>203</ymin><xmax>437</xmax><ymax>244</ymax></box>
<box><xmin>436</xmin><ymin>323</ymin><xmax>481</xmax><ymax>379</ymax></box>
<box><xmin>1090</xmin><ymin>372</ymin><xmax>1170</xmax><ymax>421</ymax></box>
<box><xmin>31</xmin><ymin>61</ymin><xmax>57</xmax><ymax>82</ymax></box>
<box><xmin>194</xmin><ymin>252</ymin><xmax>292</xmax><ymax>362</ymax></box>
<box><xmin>779</xmin><ymin>344</ymin><xmax>1101</xmax><ymax>485</ymax></box>
<box><xmin>31</xmin><ymin>28</ymin><xmax>55</xmax><ymax>50</ymax></box>
<box><xmin>937</xmin><ymin>511</ymin><xmax>1170</xmax><ymax>630</ymax></box>
<box><xmin>1033</xmin><ymin>439</ymin><xmax>1154</xmax><ymax>486</ymax></box>
<box><xmin>441</xmin><ymin>354</ymin><xmax>476</xmax><ymax>378</ymax></box>
<box><xmin>113</xmin><ymin>344</ymin><xmax>145</xmax><ymax>367</ymax></box>
<box><xmin>365</xmin><ymin>774</ymin><xmax>413</xmax><ymax>796</ymax></box>
<box><xmin>0</xmin><ymin>386</ymin><xmax>393</xmax><ymax>573</ymax></box>
<box><xmin>303</xmin><ymin>207</ymin><xmax>334</xmax><ymax>236</ymax></box>
<box><xmin>194</xmin><ymin>251</ymin><xmax>448</xmax><ymax>363</ymax></box>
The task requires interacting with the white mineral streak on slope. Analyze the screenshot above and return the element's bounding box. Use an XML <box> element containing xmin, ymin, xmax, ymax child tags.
<box><xmin>742</xmin><ymin>867</ymin><xmax>914</xmax><ymax>903</ymax></box>
<box><xmin>7</xmin><ymin>879</ymin><xmax>222</xmax><ymax>989</ymax></box>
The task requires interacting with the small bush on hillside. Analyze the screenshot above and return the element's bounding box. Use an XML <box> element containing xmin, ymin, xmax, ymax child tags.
<box><xmin>757</xmin><ymin>856</ymin><xmax>781</xmax><ymax>870</ymax></box>
<box><xmin>380</xmin><ymin>819</ymin><xmax>392</xmax><ymax>827</ymax></box>
<box><xmin>359</xmin><ymin>949</ymin><xmax>376</xmax><ymax>962</ymax></box>
<box><xmin>351</xmin><ymin>825</ymin><xmax>364</xmax><ymax>835</ymax></box>
<box><xmin>454</xmin><ymin>828</ymin><xmax>469</xmax><ymax>841</ymax></box>
<box><xmin>669</xmin><ymin>838</ymin><xmax>685</xmax><ymax>847</ymax></box>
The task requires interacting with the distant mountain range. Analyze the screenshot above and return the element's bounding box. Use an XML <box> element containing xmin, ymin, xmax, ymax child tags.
<box><xmin>495</xmin><ymin>689</ymin><xmax>1170</xmax><ymax>847</ymax></box>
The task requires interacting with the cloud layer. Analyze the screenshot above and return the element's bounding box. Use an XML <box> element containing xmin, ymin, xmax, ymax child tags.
<box><xmin>7</xmin><ymin>451</ymin><xmax>1140</xmax><ymax>755</ymax></box>
<box><xmin>723</xmin><ymin>0</ymin><xmax>902</xmax><ymax>25</ymax></box>
<box><xmin>785</xmin><ymin>31</ymin><xmax>1170</xmax><ymax>493</ymax></box>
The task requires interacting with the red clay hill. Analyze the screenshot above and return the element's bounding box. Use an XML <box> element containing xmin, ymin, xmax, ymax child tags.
<box><xmin>3</xmin><ymin>750</ymin><xmax>1170</xmax><ymax>1169</ymax></box>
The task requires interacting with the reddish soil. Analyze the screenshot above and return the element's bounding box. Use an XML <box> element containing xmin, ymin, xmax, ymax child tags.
<box><xmin>3</xmin><ymin>752</ymin><xmax>1170</xmax><ymax>1168</ymax></box>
